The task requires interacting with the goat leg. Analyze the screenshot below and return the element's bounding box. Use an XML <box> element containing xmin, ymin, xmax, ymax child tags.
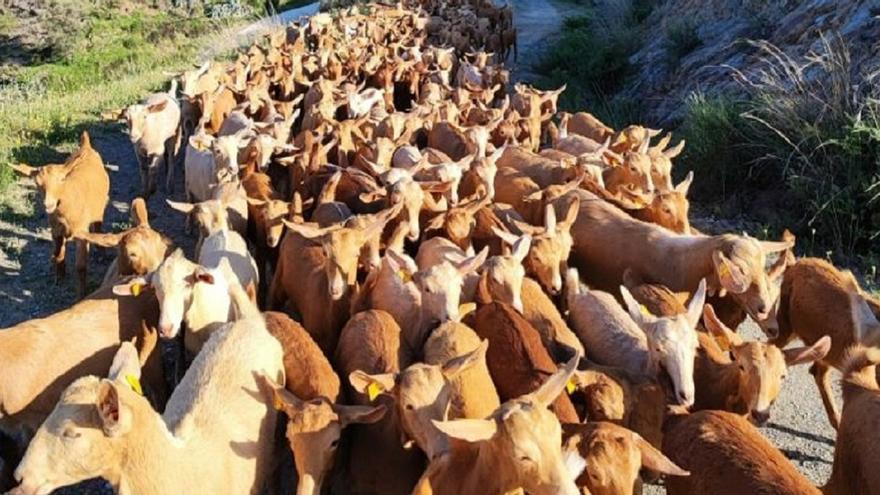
<box><xmin>52</xmin><ymin>234</ymin><xmax>66</xmax><ymax>282</ymax></box>
<box><xmin>75</xmin><ymin>238</ymin><xmax>89</xmax><ymax>299</ymax></box>
<box><xmin>810</xmin><ymin>361</ymin><xmax>840</xmax><ymax>429</ymax></box>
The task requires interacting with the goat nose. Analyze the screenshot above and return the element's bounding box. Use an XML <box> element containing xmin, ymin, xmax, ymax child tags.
<box><xmin>158</xmin><ymin>324</ymin><xmax>175</xmax><ymax>339</ymax></box>
<box><xmin>751</xmin><ymin>410</ymin><xmax>770</xmax><ymax>425</ymax></box>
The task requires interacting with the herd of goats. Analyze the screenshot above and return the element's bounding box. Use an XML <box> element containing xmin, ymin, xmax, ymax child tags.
<box><xmin>3</xmin><ymin>0</ymin><xmax>880</xmax><ymax>494</ymax></box>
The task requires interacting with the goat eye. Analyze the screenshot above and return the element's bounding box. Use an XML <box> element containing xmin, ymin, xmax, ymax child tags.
<box><xmin>405</xmin><ymin>404</ymin><xmax>414</xmax><ymax>411</ymax></box>
<box><xmin>739</xmin><ymin>364</ymin><xmax>746</xmax><ymax>372</ymax></box>
<box><xmin>330</xmin><ymin>439</ymin><xmax>339</xmax><ymax>448</ymax></box>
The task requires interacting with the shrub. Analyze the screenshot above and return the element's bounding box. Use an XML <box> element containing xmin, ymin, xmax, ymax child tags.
<box><xmin>664</xmin><ymin>19</ymin><xmax>701</xmax><ymax>67</ymax></box>
<box><xmin>680</xmin><ymin>34</ymin><xmax>880</xmax><ymax>259</ymax></box>
<box><xmin>532</xmin><ymin>6</ymin><xmax>644</xmax><ymax>127</ymax></box>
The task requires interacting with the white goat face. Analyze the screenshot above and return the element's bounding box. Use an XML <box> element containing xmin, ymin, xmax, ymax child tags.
<box><xmin>414</xmin><ymin>262</ymin><xmax>464</xmax><ymax>325</ymax></box>
<box><xmin>644</xmin><ymin>317</ymin><xmax>699</xmax><ymax>407</ymax></box>
<box><xmin>620</xmin><ymin>280</ymin><xmax>706</xmax><ymax>407</ymax></box>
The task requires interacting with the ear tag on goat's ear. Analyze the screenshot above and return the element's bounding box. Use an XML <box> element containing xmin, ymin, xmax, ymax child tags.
<box><xmin>367</xmin><ymin>382</ymin><xmax>382</xmax><ymax>402</ymax></box>
<box><xmin>718</xmin><ymin>263</ymin><xmax>730</xmax><ymax>279</ymax></box>
<box><xmin>566</xmin><ymin>378</ymin><xmax>577</xmax><ymax>395</ymax></box>
<box><xmin>459</xmin><ymin>302</ymin><xmax>477</xmax><ymax>317</ymax></box>
<box><xmin>398</xmin><ymin>269</ymin><xmax>412</xmax><ymax>283</ymax></box>
<box><xmin>273</xmin><ymin>394</ymin><xmax>284</xmax><ymax>411</ymax></box>
<box><xmin>639</xmin><ymin>305</ymin><xmax>652</xmax><ymax>317</ymax></box>
<box><xmin>131</xmin><ymin>283</ymin><xmax>143</xmax><ymax>297</ymax></box>
<box><xmin>125</xmin><ymin>375</ymin><xmax>143</xmax><ymax>396</ymax></box>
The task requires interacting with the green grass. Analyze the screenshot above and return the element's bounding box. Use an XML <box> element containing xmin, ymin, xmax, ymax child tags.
<box><xmin>531</xmin><ymin>10</ymin><xmax>645</xmax><ymax>128</ymax></box>
<box><xmin>679</xmin><ymin>36</ymin><xmax>880</xmax><ymax>262</ymax></box>
<box><xmin>0</xmin><ymin>4</ymin><xmax>251</xmax><ymax>202</ymax></box>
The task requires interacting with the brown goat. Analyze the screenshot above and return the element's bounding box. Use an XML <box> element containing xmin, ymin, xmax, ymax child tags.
<box><xmin>774</xmin><ymin>257</ymin><xmax>880</xmax><ymax>428</ymax></box>
<box><xmin>76</xmin><ymin>198</ymin><xmax>172</xmax><ymax>288</ymax></box>
<box><xmin>10</xmin><ymin>132</ymin><xmax>109</xmax><ymax>298</ymax></box>
<box><xmin>824</xmin><ymin>346</ymin><xmax>880</xmax><ymax>495</ymax></box>
<box><xmin>663</xmin><ymin>410</ymin><xmax>821</xmax><ymax>495</ymax></box>
<box><xmin>563</xmin><ymin>422</ymin><xmax>688</xmax><ymax>495</ymax></box>
<box><xmin>470</xmin><ymin>301</ymin><xmax>580</xmax><ymax>423</ymax></box>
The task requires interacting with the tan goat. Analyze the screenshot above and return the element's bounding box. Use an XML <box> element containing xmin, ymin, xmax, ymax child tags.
<box><xmin>563</xmin><ymin>421</ymin><xmax>688</xmax><ymax>495</ymax></box>
<box><xmin>10</xmin><ymin>132</ymin><xmax>109</xmax><ymax>298</ymax></box>
<box><xmin>12</xmin><ymin>283</ymin><xmax>283</xmax><ymax>495</ymax></box>
<box><xmin>413</xmin><ymin>353</ymin><xmax>582</xmax><ymax>495</ymax></box>
<box><xmin>76</xmin><ymin>198</ymin><xmax>172</xmax><ymax>288</ymax></box>
<box><xmin>258</xmin><ymin>311</ymin><xmax>385</xmax><ymax>495</ymax></box>
<box><xmin>663</xmin><ymin>410</ymin><xmax>821</xmax><ymax>495</ymax></box>
<box><xmin>349</xmin><ymin>340</ymin><xmax>490</xmax><ymax>460</ymax></box>
<box><xmin>774</xmin><ymin>257</ymin><xmax>880</xmax><ymax>428</ymax></box>
<box><xmin>824</xmin><ymin>345</ymin><xmax>880</xmax><ymax>495</ymax></box>
<box><xmin>567</xmin><ymin>189</ymin><xmax>794</xmax><ymax>330</ymax></box>
<box><xmin>334</xmin><ymin>310</ymin><xmax>424</xmax><ymax>494</ymax></box>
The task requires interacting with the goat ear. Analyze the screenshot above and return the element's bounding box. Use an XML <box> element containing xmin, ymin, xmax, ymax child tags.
<box><xmin>544</xmin><ymin>204</ymin><xmax>557</xmax><ymax>232</ymax></box>
<box><xmin>113</xmin><ymin>275</ymin><xmax>152</xmax><ymax>297</ymax></box>
<box><xmin>651</xmin><ymin>133</ymin><xmax>673</xmax><ymax>153</ymax></box>
<box><xmin>147</xmin><ymin>99</ymin><xmax>169</xmax><ymax>113</ymax></box>
<box><xmin>130</xmin><ymin>198</ymin><xmax>150</xmax><ymax>227</ymax></box>
<box><xmin>9</xmin><ymin>163</ymin><xmax>39</xmax><ymax>177</ymax></box>
<box><xmin>784</xmin><ymin>336</ymin><xmax>831</xmax><ymax>366</ymax></box>
<box><xmin>281</xmin><ymin>220</ymin><xmax>329</xmax><ymax>240</ymax></box>
<box><xmin>663</xmin><ymin>139</ymin><xmax>685</xmax><ymax>159</ymax></box>
<box><xmin>620</xmin><ymin>285</ymin><xmax>657</xmax><ymax>326</ymax></box>
<box><xmin>96</xmin><ymin>380</ymin><xmax>132</xmax><ymax>438</ymax></box>
<box><xmin>675</xmin><ymin>171</ymin><xmax>694</xmax><ymax>196</ymax></box>
<box><xmin>432</xmin><ymin>418</ymin><xmax>497</xmax><ymax>443</ymax></box>
<box><xmin>531</xmin><ymin>351</ymin><xmax>580</xmax><ymax>409</ymax></box>
<box><xmin>191</xmin><ymin>267</ymin><xmax>215</xmax><ymax>285</ymax></box>
<box><xmin>255</xmin><ymin>372</ymin><xmax>302</xmax><ymax>415</ymax></box>
<box><xmin>349</xmin><ymin>370</ymin><xmax>396</xmax><ymax>400</ymax></box>
<box><xmin>712</xmin><ymin>251</ymin><xmax>750</xmax><ymax>294</ymax></box>
<box><xmin>75</xmin><ymin>232</ymin><xmax>124</xmax><ymax>248</ymax></box>
<box><xmin>491</xmin><ymin>226</ymin><xmax>520</xmax><ymax>246</ymax></box>
<box><xmin>637</xmin><ymin>435</ymin><xmax>689</xmax><ymax>476</ymax></box>
<box><xmin>702</xmin><ymin>304</ymin><xmax>742</xmax><ymax>349</ymax></box>
<box><xmin>759</xmin><ymin>238</ymin><xmax>795</xmax><ymax>254</ymax></box>
<box><xmin>686</xmin><ymin>279</ymin><xmax>707</xmax><ymax>328</ymax></box>
<box><xmin>166</xmin><ymin>199</ymin><xmax>196</xmax><ymax>215</ymax></box>
<box><xmin>442</xmin><ymin>340</ymin><xmax>489</xmax><ymax>379</ymax></box>
<box><xmin>455</xmin><ymin>247</ymin><xmax>488</xmax><ymax>275</ymax></box>
<box><xmin>511</xmin><ymin>235</ymin><xmax>531</xmax><ymax>263</ymax></box>
<box><xmin>336</xmin><ymin>403</ymin><xmax>388</xmax><ymax>427</ymax></box>
<box><xmin>108</xmin><ymin>341</ymin><xmax>142</xmax><ymax>383</ymax></box>
<box><xmin>558</xmin><ymin>198</ymin><xmax>580</xmax><ymax>232</ymax></box>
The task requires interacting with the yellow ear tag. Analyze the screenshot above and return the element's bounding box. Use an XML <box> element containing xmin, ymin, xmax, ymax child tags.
<box><xmin>131</xmin><ymin>283</ymin><xmax>142</xmax><ymax>297</ymax></box>
<box><xmin>398</xmin><ymin>269</ymin><xmax>412</xmax><ymax>283</ymax></box>
<box><xmin>639</xmin><ymin>305</ymin><xmax>653</xmax><ymax>317</ymax></box>
<box><xmin>718</xmin><ymin>263</ymin><xmax>730</xmax><ymax>279</ymax></box>
<box><xmin>367</xmin><ymin>381</ymin><xmax>382</xmax><ymax>402</ymax></box>
<box><xmin>273</xmin><ymin>394</ymin><xmax>285</xmax><ymax>411</ymax></box>
<box><xmin>125</xmin><ymin>374</ymin><xmax>143</xmax><ymax>396</ymax></box>
<box><xmin>459</xmin><ymin>302</ymin><xmax>477</xmax><ymax>317</ymax></box>
<box><xmin>566</xmin><ymin>378</ymin><xmax>577</xmax><ymax>395</ymax></box>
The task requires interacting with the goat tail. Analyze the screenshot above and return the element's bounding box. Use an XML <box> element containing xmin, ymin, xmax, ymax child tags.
<box><xmin>841</xmin><ymin>344</ymin><xmax>880</xmax><ymax>395</ymax></box>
